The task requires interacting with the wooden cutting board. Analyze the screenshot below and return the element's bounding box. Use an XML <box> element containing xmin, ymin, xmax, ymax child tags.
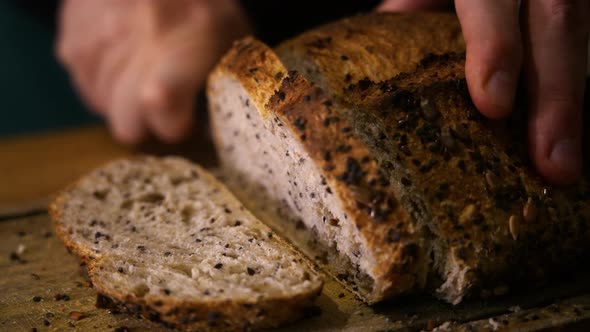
<box><xmin>1</xmin><ymin>126</ymin><xmax>590</xmax><ymax>331</ymax></box>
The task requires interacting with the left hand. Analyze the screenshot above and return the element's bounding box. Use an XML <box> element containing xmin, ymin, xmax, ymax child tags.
<box><xmin>57</xmin><ymin>0</ymin><xmax>251</xmax><ymax>145</ymax></box>
<box><xmin>378</xmin><ymin>0</ymin><xmax>589</xmax><ymax>185</ymax></box>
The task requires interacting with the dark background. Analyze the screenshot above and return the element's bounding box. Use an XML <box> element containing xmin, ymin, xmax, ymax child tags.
<box><xmin>0</xmin><ymin>1</ymin><xmax>97</xmax><ymax>138</ymax></box>
<box><xmin>0</xmin><ymin>0</ymin><xmax>378</xmax><ymax>138</ymax></box>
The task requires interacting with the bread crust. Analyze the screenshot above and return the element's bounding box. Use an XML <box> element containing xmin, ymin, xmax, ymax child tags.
<box><xmin>274</xmin><ymin>11</ymin><xmax>590</xmax><ymax>303</ymax></box>
<box><xmin>49</xmin><ymin>157</ymin><xmax>323</xmax><ymax>332</ymax></box>
<box><xmin>275</xmin><ymin>12</ymin><xmax>465</xmax><ymax>94</ymax></box>
<box><xmin>209</xmin><ymin>13</ymin><xmax>590</xmax><ymax>305</ymax></box>
<box><xmin>209</xmin><ymin>38</ymin><xmax>428</xmax><ymax>303</ymax></box>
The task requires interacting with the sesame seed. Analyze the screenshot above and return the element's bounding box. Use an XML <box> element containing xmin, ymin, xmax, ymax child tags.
<box><xmin>459</xmin><ymin>204</ymin><xmax>478</xmax><ymax>224</ymax></box>
<box><xmin>509</xmin><ymin>214</ymin><xmax>520</xmax><ymax>240</ymax></box>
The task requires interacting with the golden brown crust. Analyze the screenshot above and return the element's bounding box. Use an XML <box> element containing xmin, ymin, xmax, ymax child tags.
<box><xmin>267</xmin><ymin>72</ymin><xmax>424</xmax><ymax>301</ymax></box>
<box><xmin>214</xmin><ymin>12</ymin><xmax>590</xmax><ymax>304</ymax></box>
<box><xmin>275</xmin><ymin>12</ymin><xmax>465</xmax><ymax>94</ymax></box>
<box><xmin>210</xmin><ymin>37</ymin><xmax>427</xmax><ymax>302</ymax></box>
<box><xmin>208</xmin><ymin>13</ymin><xmax>590</xmax><ymax>305</ymax></box>
<box><xmin>208</xmin><ymin>37</ymin><xmax>287</xmax><ymax>119</ymax></box>
<box><xmin>273</xmin><ymin>11</ymin><xmax>587</xmax><ymax>301</ymax></box>
<box><xmin>49</xmin><ymin>157</ymin><xmax>323</xmax><ymax>332</ymax></box>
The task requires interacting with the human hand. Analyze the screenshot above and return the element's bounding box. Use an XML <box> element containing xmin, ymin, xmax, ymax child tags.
<box><xmin>57</xmin><ymin>0</ymin><xmax>250</xmax><ymax>144</ymax></box>
<box><xmin>378</xmin><ymin>0</ymin><xmax>589</xmax><ymax>185</ymax></box>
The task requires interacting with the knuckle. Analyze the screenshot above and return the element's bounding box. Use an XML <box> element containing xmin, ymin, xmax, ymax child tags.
<box><xmin>546</xmin><ymin>0</ymin><xmax>575</xmax><ymax>18</ymax></box>
<box><xmin>100</xmin><ymin>20</ymin><xmax>127</xmax><ymax>42</ymax></box>
<box><xmin>544</xmin><ymin>0</ymin><xmax>586</xmax><ymax>29</ymax></box>
<box><xmin>140</xmin><ymin>84</ymin><xmax>171</xmax><ymax>111</ymax></box>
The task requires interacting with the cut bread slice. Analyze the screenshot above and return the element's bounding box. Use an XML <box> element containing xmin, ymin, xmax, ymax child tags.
<box><xmin>49</xmin><ymin>156</ymin><xmax>323</xmax><ymax>331</ymax></box>
<box><xmin>209</xmin><ymin>37</ymin><xmax>425</xmax><ymax>304</ymax></box>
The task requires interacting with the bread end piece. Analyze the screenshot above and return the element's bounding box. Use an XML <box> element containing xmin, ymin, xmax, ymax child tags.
<box><xmin>50</xmin><ymin>156</ymin><xmax>323</xmax><ymax>331</ymax></box>
<box><xmin>208</xmin><ymin>37</ymin><xmax>429</xmax><ymax>304</ymax></box>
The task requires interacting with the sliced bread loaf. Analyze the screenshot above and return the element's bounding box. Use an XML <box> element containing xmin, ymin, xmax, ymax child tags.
<box><xmin>208</xmin><ymin>13</ymin><xmax>590</xmax><ymax>304</ymax></box>
<box><xmin>50</xmin><ymin>156</ymin><xmax>323</xmax><ymax>331</ymax></box>
<box><xmin>275</xmin><ymin>12</ymin><xmax>590</xmax><ymax>303</ymax></box>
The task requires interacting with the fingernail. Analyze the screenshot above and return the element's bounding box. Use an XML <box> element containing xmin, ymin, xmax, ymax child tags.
<box><xmin>550</xmin><ymin>139</ymin><xmax>582</xmax><ymax>177</ymax></box>
<box><xmin>485</xmin><ymin>71</ymin><xmax>515</xmax><ymax>111</ymax></box>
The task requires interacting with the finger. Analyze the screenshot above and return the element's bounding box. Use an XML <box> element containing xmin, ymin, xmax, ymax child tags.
<box><xmin>141</xmin><ymin>80</ymin><xmax>196</xmax><ymax>143</ymax></box>
<box><xmin>94</xmin><ymin>42</ymin><xmax>134</xmax><ymax>112</ymax></box>
<box><xmin>455</xmin><ymin>0</ymin><xmax>523</xmax><ymax>119</ymax></box>
<box><xmin>56</xmin><ymin>0</ymin><xmax>105</xmax><ymax>113</ymax></box>
<box><xmin>377</xmin><ymin>0</ymin><xmax>451</xmax><ymax>11</ymax></box>
<box><xmin>522</xmin><ymin>0</ymin><xmax>589</xmax><ymax>184</ymax></box>
<box><xmin>140</xmin><ymin>49</ymin><xmax>203</xmax><ymax>143</ymax></box>
<box><xmin>69</xmin><ymin>72</ymin><xmax>105</xmax><ymax>113</ymax></box>
<box><xmin>58</xmin><ymin>42</ymin><xmax>104</xmax><ymax>113</ymax></box>
<box><xmin>108</xmin><ymin>60</ymin><xmax>149</xmax><ymax>145</ymax></box>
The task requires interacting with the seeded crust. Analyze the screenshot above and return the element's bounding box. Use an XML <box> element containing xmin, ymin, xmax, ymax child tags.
<box><xmin>268</xmin><ymin>73</ymin><xmax>428</xmax><ymax>299</ymax></box>
<box><xmin>209</xmin><ymin>12</ymin><xmax>590</xmax><ymax>306</ymax></box>
<box><xmin>209</xmin><ymin>38</ymin><xmax>426</xmax><ymax>303</ymax></box>
<box><xmin>343</xmin><ymin>54</ymin><xmax>590</xmax><ymax>303</ymax></box>
<box><xmin>274</xmin><ymin>12</ymin><xmax>590</xmax><ymax>303</ymax></box>
<box><xmin>49</xmin><ymin>156</ymin><xmax>323</xmax><ymax>331</ymax></box>
<box><xmin>275</xmin><ymin>12</ymin><xmax>465</xmax><ymax>94</ymax></box>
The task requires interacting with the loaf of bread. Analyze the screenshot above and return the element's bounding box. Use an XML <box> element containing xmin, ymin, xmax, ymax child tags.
<box><xmin>208</xmin><ymin>12</ymin><xmax>590</xmax><ymax>304</ymax></box>
<box><xmin>50</xmin><ymin>157</ymin><xmax>323</xmax><ymax>331</ymax></box>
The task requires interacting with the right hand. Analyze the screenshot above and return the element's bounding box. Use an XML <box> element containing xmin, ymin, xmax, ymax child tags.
<box><xmin>379</xmin><ymin>0</ymin><xmax>589</xmax><ymax>185</ymax></box>
<box><xmin>57</xmin><ymin>0</ymin><xmax>251</xmax><ymax>144</ymax></box>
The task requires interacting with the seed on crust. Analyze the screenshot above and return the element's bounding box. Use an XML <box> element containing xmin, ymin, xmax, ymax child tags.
<box><xmin>440</xmin><ymin>128</ymin><xmax>456</xmax><ymax>151</ymax></box>
<box><xmin>508</xmin><ymin>214</ymin><xmax>520</xmax><ymax>240</ymax></box>
<box><xmin>459</xmin><ymin>204</ymin><xmax>477</xmax><ymax>224</ymax></box>
<box><xmin>351</xmin><ymin>186</ymin><xmax>371</xmax><ymax>206</ymax></box>
<box><xmin>420</xmin><ymin>98</ymin><xmax>439</xmax><ymax>121</ymax></box>
<box><xmin>68</xmin><ymin>311</ymin><xmax>87</xmax><ymax>321</ymax></box>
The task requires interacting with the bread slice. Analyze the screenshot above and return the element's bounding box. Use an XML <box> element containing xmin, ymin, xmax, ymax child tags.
<box><xmin>49</xmin><ymin>156</ymin><xmax>323</xmax><ymax>331</ymax></box>
<box><xmin>208</xmin><ymin>12</ymin><xmax>590</xmax><ymax>305</ymax></box>
<box><xmin>209</xmin><ymin>37</ymin><xmax>427</xmax><ymax>304</ymax></box>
